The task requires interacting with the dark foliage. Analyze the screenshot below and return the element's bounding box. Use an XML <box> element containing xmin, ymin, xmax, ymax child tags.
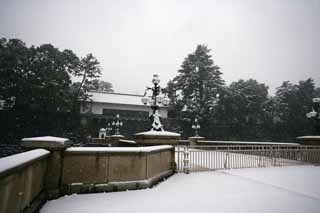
<box><xmin>0</xmin><ymin>38</ymin><xmax>112</xmax><ymax>144</ymax></box>
<box><xmin>166</xmin><ymin>45</ymin><xmax>319</xmax><ymax>141</ymax></box>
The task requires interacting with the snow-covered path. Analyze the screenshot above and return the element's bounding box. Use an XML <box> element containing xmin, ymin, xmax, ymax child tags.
<box><xmin>41</xmin><ymin>166</ymin><xmax>320</xmax><ymax>213</ymax></box>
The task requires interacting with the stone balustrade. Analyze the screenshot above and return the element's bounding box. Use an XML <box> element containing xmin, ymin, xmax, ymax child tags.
<box><xmin>0</xmin><ymin>149</ymin><xmax>50</xmax><ymax>213</ymax></box>
<box><xmin>0</xmin><ymin>136</ymin><xmax>175</xmax><ymax>213</ymax></box>
<box><xmin>62</xmin><ymin>145</ymin><xmax>174</xmax><ymax>194</ymax></box>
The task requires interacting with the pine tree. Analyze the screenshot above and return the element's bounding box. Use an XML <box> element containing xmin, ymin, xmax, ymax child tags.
<box><xmin>168</xmin><ymin>44</ymin><xmax>225</xmax><ymax>136</ymax></box>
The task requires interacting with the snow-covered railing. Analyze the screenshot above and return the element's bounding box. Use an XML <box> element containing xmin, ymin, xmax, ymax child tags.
<box><xmin>197</xmin><ymin>140</ymin><xmax>299</xmax><ymax>146</ymax></box>
<box><xmin>0</xmin><ymin>149</ymin><xmax>50</xmax><ymax>213</ymax></box>
<box><xmin>176</xmin><ymin>145</ymin><xmax>320</xmax><ymax>173</ymax></box>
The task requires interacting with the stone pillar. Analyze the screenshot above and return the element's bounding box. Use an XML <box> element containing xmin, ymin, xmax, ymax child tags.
<box><xmin>296</xmin><ymin>136</ymin><xmax>320</xmax><ymax>145</ymax></box>
<box><xmin>21</xmin><ymin>136</ymin><xmax>72</xmax><ymax>199</ymax></box>
<box><xmin>110</xmin><ymin>135</ymin><xmax>125</xmax><ymax>147</ymax></box>
<box><xmin>134</xmin><ymin>131</ymin><xmax>181</xmax><ymax>146</ymax></box>
<box><xmin>188</xmin><ymin>136</ymin><xmax>205</xmax><ymax>146</ymax></box>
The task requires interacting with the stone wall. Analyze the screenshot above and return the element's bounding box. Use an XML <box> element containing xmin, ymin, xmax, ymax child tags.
<box><xmin>0</xmin><ymin>137</ymin><xmax>175</xmax><ymax>212</ymax></box>
<box><xmin>61</xmin><ymin>145</ymin><xmax>174</xmax><ymax>194</ymax></box>
<box><xmin>0</xmin><ymin>149</ymin><xmax>50</xmax><ymax>213</ymax></box>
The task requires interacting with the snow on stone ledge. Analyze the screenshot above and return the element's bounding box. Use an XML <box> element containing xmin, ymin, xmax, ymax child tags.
<box><xmin>135</xmin><ymin>130</ymin><xmax>180</xmax><ymax>137</ymax></box>
<box><xmin>0</xmin><ymin>149</ymin><xmax>50</xmax><ymax>175</ymax></box>
<box><xmin>66</xmin><ymin>145</ymin><xmax>173</xmax><ymax>153</ymax></box>
<box><xmin>119</xmin><ymin>139</ymin><xmax>136</xmax><ymax>144</ymax></box>
<box><xmin>296</xmin><ymin>136</ymin><xmax>320</xmax><ymax>139</ymax></box>
<box><xmin>198</xmin><ymin>140</ymin><xmax>299</xmax><ymax>145</ymax></box>
<box><xmin>21</xmin><ymin>136</ymin><xmax>69</xmax><ymax>144</ymax></box>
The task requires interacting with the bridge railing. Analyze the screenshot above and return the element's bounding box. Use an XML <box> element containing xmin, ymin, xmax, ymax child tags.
<box><xmin>175</xmin><ymin>145</ymin><xmax>320</xmax><ymax>173</ymax></box>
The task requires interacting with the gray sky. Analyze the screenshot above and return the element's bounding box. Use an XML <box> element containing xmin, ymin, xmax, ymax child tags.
<box><xmin>1</xmin><ymin>0</ymin><xmax>320</xmax><ymax>95</ymax></box>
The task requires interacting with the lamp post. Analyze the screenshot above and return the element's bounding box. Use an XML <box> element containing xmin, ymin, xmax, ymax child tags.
<box><xmin>192</xmin><ymin>118</ymin><xmax>201</xmax><ymax>137</ymax></box>
<box><xmin>306</xmin><ymin>98</ymin><xmax>320</xmax><ymax>134</ymax></box>
<box><xmin>141</xmin><ymin>74</ymin><xmax>169</xmax><ymax>131</ymax></box>
<box><xmin>112</xmin><ymin>114</ymin><xmax>123</xmax><ymax>135</ymax></box>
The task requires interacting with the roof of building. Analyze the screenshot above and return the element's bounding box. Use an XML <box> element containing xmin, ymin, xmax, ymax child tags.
<box><xmin>87</xmin><ymin>91</ymin><xmax>146</xmax><ymax>106</ymax></box>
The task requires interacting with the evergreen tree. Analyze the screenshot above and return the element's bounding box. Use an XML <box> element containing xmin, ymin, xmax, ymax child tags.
<box><xmin>274</xmin><ymin>79</ymin><xmax>317</xmax><ymax>139</ymax></box>
<box><xmin>86</xmin><ymin>79</ymin><xmax>114</xmax><ymax>92</ymax></box>
<box><xmin>224</xmin><ymin>79</ymin><xmax>269</xmax><ymax>140</ymax></box>
<box><xmin>167</xmin><ymin>44</ymin><xmax>225</xmax><ymax>137</ymax></box>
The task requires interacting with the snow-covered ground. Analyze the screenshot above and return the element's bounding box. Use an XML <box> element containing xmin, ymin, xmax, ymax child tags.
<box><xmin>41</xmin><ymin>166</ymin><xmax>320</xmax><ymax>213</ymax></box>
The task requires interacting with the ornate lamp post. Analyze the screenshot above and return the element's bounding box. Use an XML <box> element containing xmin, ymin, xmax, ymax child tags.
<box><xmin>192</xmin><ymin>118</ymin><xmax>201</xmax><ymax>137</ymax></box>
<box><xmin>141</xmin><ymin>74</ymin><xmax>169</xmax><ymax>131</ymax></box>
<box><xmin>112</xmin><ymin>114</ymin><xmax>123</xmax><ymax>135</ymax></box>
<box><xmin>306</xmin><ymin>98</ymin><xmax>320</xmax><ymax>134</ymax></box>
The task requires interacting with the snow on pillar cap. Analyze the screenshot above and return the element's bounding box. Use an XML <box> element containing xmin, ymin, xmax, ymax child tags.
<box><xmin>21</xmin><ymin>136</ymin><xmax>72</xmax><ymax>150</ymax></box>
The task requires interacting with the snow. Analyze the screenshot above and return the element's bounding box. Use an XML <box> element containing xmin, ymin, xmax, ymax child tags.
<box><xmin>297</xmin><ymin>136</ymin><xmax>320</xmax><ymax>140</ymax></box>
<box><xmin>65</xmin><ymin>145</ymin><xmax>173</xmax><ymax>153</ymax></box>
<box><xmin>21</xmin><ymin>136</ymin><xmax>69</xmax><ymax>144</ymax></box>
<box><xmin>0</xmin><ymin>149</ymin><xmax>50</xmax><ymax>174</ymax></box>
<box><xmin>135</xmin><ymin>130</ymin><xmax>180</xmax><ymax>137</ymax></box>
<box><xmin>118</xmin><ymin>139</ymin><xmax>136</xmax><ymax>144</ymax></box>
<box><xmin>198</xmin><ymin>140</ymin><xmax>299</xmax><ymax>145</ymax></box>
<box><xmin>40</xmin><ymin>166</ymin><xmax>320</xmax><ymax>213</ymax></box>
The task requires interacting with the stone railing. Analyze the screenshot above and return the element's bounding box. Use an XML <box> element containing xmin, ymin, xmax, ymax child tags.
<box><xmin>0</xmin><ymin>136</ymin><xmax>175</xmax><ymax>212</ymax></box>
<box><xmin>62</xmin><ymin>145</ymin><xmax>174</xmax><ymax>194</ymax></box>
<box><xmin>0</xmin><ymin>149</ymin><xmax>50</xmax><ymax>213</ymax></box>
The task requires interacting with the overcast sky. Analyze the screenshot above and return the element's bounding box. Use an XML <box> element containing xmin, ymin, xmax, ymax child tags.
<box><xmin>1</xmin><ymin>0</ymin><xmax>319</xmax><ymax>95</ymax></box>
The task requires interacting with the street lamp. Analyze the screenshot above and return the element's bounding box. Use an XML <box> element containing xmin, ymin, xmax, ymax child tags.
<box><xmin>306</xmin><ymin>98</ymin><xmax>320</xmax><ymax>133</ymax></box>
<box><xmin>141</xmin><ymin>74</ymin><xmax>170</xmax><ymax>131</ymax></box>
<box><xmin>192</xmin><ymin>118</ymin><xmax>201</xmax><ymax>136</ymax></box>
<box><xmin>112</xmin><ymin>114</ymin><xmax>123</xmax><ymax>135</ymax></box>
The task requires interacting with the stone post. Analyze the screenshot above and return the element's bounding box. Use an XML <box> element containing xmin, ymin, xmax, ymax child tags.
<box><xmin>21</xmin><ymin>136</ymin><xmax>72</xmax><ymax>199</ymax></box>
<box><xmin>183</xmin><ymin>146</ymin><xmax>189</xmax><ymax>174</ymax></box>
<box><xmin>296</xmin><ymin>136</ymin><xmax>320</xmax><ymax>145</ymax></box>
<box><xmin>188</xmin><ymin>136</ymin><xmax>205</xmax><ymax>146</ymax></box>
<box><xmin>110</xmin><ymin>135</ymin><xmax>125</xmax><ymax>147</ymax></box>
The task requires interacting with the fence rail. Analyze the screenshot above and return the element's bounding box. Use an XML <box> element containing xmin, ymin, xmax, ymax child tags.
<box><xmin>175</xmin><ymin>145</ymin><xmax>320</xmax><ymax>173</ymax></box>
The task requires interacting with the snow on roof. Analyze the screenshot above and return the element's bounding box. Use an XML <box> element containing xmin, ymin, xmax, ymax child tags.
<box><xmin>22</xmin><ymin>136</ymin><xmax>69</xmax><ymax>144</ymax></box>
<box><xmin>65</xmin><ymin>145</ymin><xmax>173</xmax><ymax>153</ymax></box>
<box><xmin>87</xmin><ymin>91</ymin><xmax>146</xmax><ymax>106</ymax></box>
<box><xmin>135</xmin><ymin>130</ymin><xmax>181</xmax><ymax>137</ymax></box>
<box><xmin>0</xmin><ymin>149</ymin><xmax>50</xmax><ymax>175</ymax></box>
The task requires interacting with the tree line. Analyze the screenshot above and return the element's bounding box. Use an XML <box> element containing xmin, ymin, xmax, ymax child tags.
<box><xmin>165</xmin><ymin>44</ymin><xmax>320</xmax><ymax>142</ymax></box>
<box><xmin>1</xmin><ymin>39</ymin><xmax>318</xmax><ymax>143</ymax></box>
<box><xmin>0</xmin><ymin>38</ymin><xmax>113</xmax><ymax>143</ymax></box>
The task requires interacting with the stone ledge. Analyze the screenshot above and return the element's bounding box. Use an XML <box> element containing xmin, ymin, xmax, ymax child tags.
<box><xmin>0</xmin><ymin>149</ymin><xmax>50</xmax><ymax>178</ymax></box>
<box><xmin>21</xmin><ymin>136</ymin><xmax>72</xmax><ymax>150</ymax></box>
<box><xmin>134</xmin><ymin>131</ymin><xmax>181</xmax><ymax>145</ymax></box>
<box><xmin>296</xmin><ymin>136</ymin><xmax>320</xmax><ymax>145</ymax></box>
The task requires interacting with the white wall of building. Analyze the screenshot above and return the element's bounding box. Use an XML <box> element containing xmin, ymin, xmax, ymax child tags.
<box><xmin>81</xmin><ymin>102</ymin><xmax>168</xmax><ymax>118</ymax></box>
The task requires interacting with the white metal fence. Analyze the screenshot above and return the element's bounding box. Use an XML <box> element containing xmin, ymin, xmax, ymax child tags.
<box><xmin>175</xmin><ymin>145</ymin><xmax>320</xmax><ymax>173</ymax></box>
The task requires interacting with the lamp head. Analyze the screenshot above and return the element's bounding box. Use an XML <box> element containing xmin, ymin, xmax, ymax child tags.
<box><xmin>141</xmin><ymin>97</ymin><xmax>149</xmax><ymax>105</ymax></box>
<box><xmin>152</xmin><ymin>74</ymin><xmax>160</xmax><ymax>85</ymax></box>
<box><xmin>162</xmin><ymin>97</ymin><xmax>169</xmax><ymax>106</ymax></box>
